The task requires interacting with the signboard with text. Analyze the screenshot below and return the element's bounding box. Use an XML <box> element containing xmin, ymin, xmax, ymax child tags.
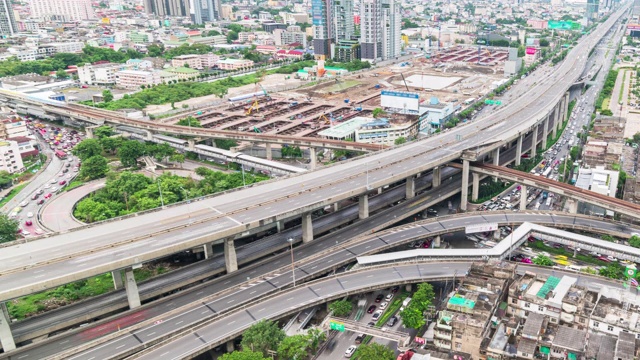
<box><xmin>465</xmin><ymin>223</ymin><xmax>498</xmax><ymax>234</ymax></box>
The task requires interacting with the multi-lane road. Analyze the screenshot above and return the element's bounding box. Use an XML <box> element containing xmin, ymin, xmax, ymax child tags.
<box><xmin>0</xmin><ymin>4</ymin><xmax>627</xmax><ymax>306</ymax></box>
<box><xmin>5</xmin><ymin>211</ymin><xmax>636</xmax><ymax>360</ymax></box>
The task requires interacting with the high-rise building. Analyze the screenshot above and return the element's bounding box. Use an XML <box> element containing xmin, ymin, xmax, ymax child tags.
<box><xmin>312</xmin><ymin>0</ymin><xmax>333</xmax><ymax>59</ymax></box>
<box><xmin>381</xmin><ymin>0</ymin><xmax>400</xmax><ymax>61</ymax></box>
<box><xmin>191</xmin><ymin>0</ymin><xmax>221</xmax><ymax>24</ymax></box>
<box><xmin>334</xmin><ymin>0</ymin><xmax>354</xmax><ymax>46</ymax></box>
<box><xmin>0</xmin><ymin>0</ymin><xmax>17</xmax><ymax>36</ymax></box>
<box><xmin>360</xmin><ymin>0</ymin><xmax>400</xmax><ymax>62</ymax></box>
<box><xmin>144</xmin><ymin>0</ymin><xmax>189</xmax><ymax>17</ymax></box>
<box><xmin>587</xmin><ymin>0</ymin><xmax>599</xmax><ymax>20</ymax></box>
<box><xmin>30</xmin><ymin>0</ymin><xmax>94</xmax><ymax>20</ymax></box>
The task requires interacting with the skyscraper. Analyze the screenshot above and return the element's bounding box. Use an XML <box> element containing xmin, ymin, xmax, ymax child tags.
<box><xmin>360</xmin><ymin>0</ymin><xmax>400</xmax><ymax>62</ymax></box>
<box><xmin>144</xmin><ymin>0</ymin><xmax>190</xmax><ymax>17</ymax></box>
<box><xmin>30</xmin><ymin>0</ymin><xmax>94</xmax><ymax>20</ymax></box>
<box><xmin>191</xmin><ymin>0</ymin><xmax>221</xmax><ymax>24</ymax></box>
<box><xmin>586</xmin><ymin>0</ymin><xmax>599</xmax><ymax>20</ymax></box>
<box><xmin>312</xmin><ymin>0</ymin><xmax>333</xmax><ymax>59</ymax></box>
<box><xmin>334</xmin><ymin>0</ymin><xmax>354</xmax><ymax>44</ymax></box>
<box><xmin>0</xmin><ymin>0</ymin><xmax>17</xmax><ymax>36</ymax></box>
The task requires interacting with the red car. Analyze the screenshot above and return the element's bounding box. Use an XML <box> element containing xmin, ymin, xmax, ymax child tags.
<box><xmin>44</xmin><ymin>193</ymin><xmax>52</xmax><ymax>199</ymax></box>
<box><xmin>598</xmin><ymin>256</ymin><xmax>612</xmax><ymax>263</ymax></box>
<box><xmin>59</xmin><ymin>180</ymin><xmax>66</xmax><ymax>185</ymax></box>
<box><xmin>25</xmin><ymin>220</ymin><xmax>32</xmax><ymax>226</ymax></box>
<box><xmin>37</xmin><ymin>199</ymin><xmax>45</xmax><ymax>205</ymax></box>
<box><xmin>367</xmin><ymin>305</ymin><xmax>377</xmax><ymax>314</ymax></box>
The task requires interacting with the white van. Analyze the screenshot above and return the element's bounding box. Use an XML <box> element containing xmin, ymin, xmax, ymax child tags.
<box><xmin>565</xmin><ymin>265</ymin><xmax>581</xmax><ymax>273</ymax></box>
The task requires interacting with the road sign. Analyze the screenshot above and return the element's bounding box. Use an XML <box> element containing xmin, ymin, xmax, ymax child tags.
<box><xmin>329</xmin><ymin>321</ymin><xmax>345</xmax><ymax>332</ymax></box>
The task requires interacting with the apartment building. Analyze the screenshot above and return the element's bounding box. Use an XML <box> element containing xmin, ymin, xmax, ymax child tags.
<box><xmin>8</xmin><ymin>136</ymin><xmax>38</xmax><ymax>158</ymax></box>
<box><xmin>0</xmin><ymin>140</ymin><xmax>24</xmax><ymax>174</ymax></box>
<box><xmin>47</xmin><ymin>42</ymin><xmax>84</xmax><ymax>54</ymax></box>
<box><xmin>163</xmin><ymin>67</ymin><xmax>200</xmax><ymax>80</ymax></box>
<box><xmin>115</xmin><ymin>70</ymin><xmax>161</xmax><ymax>90</ymax></box>
<box><xmin>171</xmin><ymin>54</ymin><xmax>203</xmax><ymax>69</ymax></box>
<box><xmin>30</xmin><ymin>0</ymin><xmax>95</xmax><ymax>20</ymax></box>
<box><xmin>78</xmin><ymin>63</ymin><xmax>129</xmax><ymax>85</ymax></box>
<box><xmin>215</xmin><ymin>59</ymin><xmax>254</xmax><ymax>70</ymax></box>
<box><xmin>0</xmin><ymin>118</ymin><xmax>28</xmax><ymax>139</ymax></box>
<box><xmin>274</xmin><ymin>28</ymin><xmax>308</xmax><ymax>47</ymax></box>
<box><xmin>0</xmin><ymin>0</ymin><xmax>17</xmax><ymax>36</ymax></box>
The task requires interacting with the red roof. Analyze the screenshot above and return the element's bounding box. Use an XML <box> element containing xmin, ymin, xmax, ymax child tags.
<box><xmin>7</xmin><ymin>136</ymin><xmax>32</xmax><ymax>144</ymax></box>
<box><xmin>276</xmin><ymin>50</ymin><xmax>304</xmax><ymax>55</ymax></box>
<box><xmin>20</xmin><ymin>149</ymin><xmax>39</xmax><ymax>158</ymax></box>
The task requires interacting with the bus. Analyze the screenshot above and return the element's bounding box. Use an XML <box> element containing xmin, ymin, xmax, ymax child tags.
<box><xmin>55</xmin><ymin>150</ymin><xmax>67</xmax><ymax>159</ymax></box>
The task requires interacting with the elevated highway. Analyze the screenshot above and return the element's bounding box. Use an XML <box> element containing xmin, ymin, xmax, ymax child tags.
<box><xmin>0</xmin><ymin>3</ymin><xmax>630</xmax><ymax>354</ymax></box>
<box><xmin>3</xmin><ymin>212</ymin><xmax>638</xmax><ymax>359</ymax></box>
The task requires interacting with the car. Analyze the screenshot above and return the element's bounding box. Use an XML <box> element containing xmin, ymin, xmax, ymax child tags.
<box><xmin>26</xmin><ymin>212</ymin><xmax>33</xmax><ymax>218</ymax></box>
<box><xmin>73</xmin><ymin>167</ymin><xmax>79</xmax><ymax>172</ymax></box>
<box><xmin>31</xmin><ymin>194</ymin><xmax>39</xmax><ymax>200</ymax></box>
<box><xmin>391</xmin><ymin>286</ymin><xmax>399</xmax><ymax>293</ymax></box>
<box><xmin>59</xmin><ymin>180</ymin><xmax>66</xmax><ymax>185</ymax></box>
<box><xmin>21</xmin><ymin>230</ymin><xmax>30</xmax><ymax>236</ymax></box>
<box><xmin>354</xmin><ymin>334</ymin><xmax>365</xmax><ymax>344</ymax></box>
<box><xmin>367</xmin><ymin>305</ymin><xmax>377</xmax><ymax>314</ymax></box>
<box><xmin>50</xmin><ymin>179</ymin><xmax>57</xmax><ymax>184</ymax></box>
<box><xmin>25</xmin><ymin>220</ymin><xmax>32</xmax><ymax>226</ymax></box>
<box><xmin>62</xmin><ymin>168</ymin><xmax>69</xmax><ymax>173</ymax></box>
<box><xmin>66</xmin><ymin>174</ymin><xmax>72</xmax><ymax>179</ymax></box>
<box><xmin>367</xmin><ymin>321</ymin><xmax>375</xmax><ymax>327</ymax></box>
<box><xmin>37</xmin><ymin>199</ymin><xmax>44</xmax><ymax>205</ymax></box>
<box><xmin>345</xmin><ymin>345</ymin><xmax>357</xmax><ymax>358</ymax></box>
<box><xmin>375</xmin><ymin>294</ymin><xmax>384</xmax><ymax>303</ymax></box>
<box><xmin>66</xmin><ymin>163</ymin><xmax>71</xmax><ymax>168</ymax></box>
<box><xmin>36</xmin><ymin>189</ymin><xmax>44</xmax><ymax>195</ymax></box>
<box><xmin>387</xmin><ymin>316</ymin><xmax>398</xmax><ymax>327</ymax></box>
<box><xmin>19</xmin><ymin>200</ymin><xmax>29</xmax><ymax>207</ymax></box>
<box><xmin>379</xmin><ymin>301</ymin><xmax>389</xmax><ymax>310</ymax></box>
<box><xmin>385</xmin><ymin>293</ymin><xmax>394</xmax><ymax>301</ymax></box>
<box><xmin>44</xmin><ymin>193</ymin><xmax>52</xmax><ymax>199</ymax></box>
<box><xmin>372</xmin><ymin>310</ymin><xmax>383</xmax><ymax>321</ymax></box>
<box><xmin>598</xmin><ymin>256</ymin><xmax>612</xmax><ymax>263</ymax></box>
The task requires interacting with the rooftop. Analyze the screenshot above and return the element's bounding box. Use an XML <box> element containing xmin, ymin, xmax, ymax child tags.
<box><xmin>522</xmin><ymin>312</ymin><xmax>545</xmax><ymax>339</ymax></box>
<box><xmin>318</xmin><ymin>117</ymin><xmax>372</xmax><ymax>138</ymax></box>
<box><xmin>585</xmin><ymin>333</ymin><xmax>616</xmax><ymax>359</ymax></box>
<box><xmin>165</xmin><ymin>67</ymin><xmax>199</xmax><ymax>74</ymax></box>
<box><xmin>552</xmin><ymin>325</ymin><xmax>586</xmax><ymax>352</ymax></box>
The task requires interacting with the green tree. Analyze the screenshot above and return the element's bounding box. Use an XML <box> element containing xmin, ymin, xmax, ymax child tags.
<box><xmin>277</xmin><ymin>334</ymin><xmax>309</xmax><ymax>360</ymax></box>
<box><xmin>219</xmin><ymin>350</ymin><xmax>267</xmax><ymax>360</ymax></box>
<box><xmin>569</xmin><ymin>146</ymin><xmax>580</xmax><ymax>162</ymax></box>
<box><xmin>206</xmin><ymin>30</ymin><xmax>221</xmax><ymax>36</ymax></box>
<box><xmin>532</xmin><ymin>255</ymin><xmax>554</xmax><ymax>266</ymax></box>
<box><xmin>99</xmin><ymin>136</ymin><xmax>122</xmax><ymax>154</ymax></box>
<box><xmin>169</xmin><ymin>153</ymin><xmax>185</xmax><ymax>167</ymax></box>
<box><xmin>599</xmin><ymin>264</ymin><xmax>623</xmax><ymax>279</ymax></box>
<box><xmin>147</xmin><ymin>44</ymin><xmax>164</xmax><ymax>57</ymax></box>
<box><xmin>372</xmin><ymin>108</ymin><xmax>384</xmax><ymax>118</ymax></box>
<box><xmin>215</xmin><ymin>139</ymin><xmax>238</xmax><ymax>150</ymax></box>
<box><xmin>240</xmin><ymin>320</ymin><xmax>285</xmax><ymax>356</ymax></box>
<box><xmin>72</xmin><ymin>139</ymin><xmax>103</xmax><ymax>161</ymax></box>
<box><xmin>601</xmin><ymin>234</ymin><xmax>615</xmax><ymax>242</ymax></box>
<box><xmin>79</xmin><ymin>155</ymin><xmax>109</xmax><ymax>180</ymax></box>
<box><xmin>93</xmin><ymin>125</ymin><xmax>114</xmax><ymax>139</ymax></box>
<box><xmin>102</xmin><ymin>89</ymin><xmax>113</xmax><ymax>103</ymax></box>
<box><xmin>0</xmin><ymin>214</ymin><xmax>19</xmax><ymax>243</ymax></box>
<box><xmin>328</xmin><ymin>299</ymin><xmax>353</xmax><ymax>317</ymax></box>
<box><xmin>356</xmin><ymin>343</ymin><xmax>395</xmax><ymax>360</ymax></box>
<box><xmin>394</xmin><ymin>137</ymin><xmax>406</xmax><ymax>145</ymax></box>
<box><xmin>118</xmin><ymin>140</ymin><xmax>146</xmax><ymax>168</ymax></box>
<box><xmin>177</xmin><ymin>116</ymin><xmax>202</xmax><ymax>127</ymax></box>
<box><xmin>629</xmin><ymin>235</ymin><xmax>640</xmax><ymax>248</ymax></box>
<box><xmin>55</xmin><ymin>69</ymin><xmax>69</xmax><ymax>79</ymax></box>
<box><xmin>306</xmin><ymin>328</ymin><xmax>326</xmax><ymax>353</ymax></box>
<box><xmin>399</xmin><ymin>306</ymin><xmax>426</xmax><ymax>329</ymax></box>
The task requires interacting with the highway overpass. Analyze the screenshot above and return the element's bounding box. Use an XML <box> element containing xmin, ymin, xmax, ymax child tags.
<box><xmin>0</xmin><ymin>3</ymin><xmax>630</xmax><ymax>354</ymax></box>
<box><xmin>3</xmin><ymin>212</ymin><xmax>638</xmax><ymax>359</ymax></box>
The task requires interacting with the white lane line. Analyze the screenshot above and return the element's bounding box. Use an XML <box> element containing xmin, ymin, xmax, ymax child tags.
<box><xmin>250</xmin><ymin>291</ymin><xmax>256</xmax><ymax>295</ymax></box>
<box><xmin>228</xmin><ymin>321</ymin><xmax>236</xmax><ymax>325</ymax></box>
<box><xmin>228</xmin><ymin>300</ymin><xmax>235</xmax><ymax>304</ymax></box>
<box><xmin>160</xmin><ymin>352</ymin><xmax>170</xmax><ymax>357</ymax></box>
<box><xmin>116</xmin><ymin>344</ymin><xmax>126</xmax><ymax>349</ymax></box>
<box><xmin>175</xmin><ymin>321</ymin><xmax>183</xmax><ymax>325</ymax></box>
<box><xmin>147</xmin><ymin>332</ymin><xmax>156</xmax><ymax>337</ymax></box>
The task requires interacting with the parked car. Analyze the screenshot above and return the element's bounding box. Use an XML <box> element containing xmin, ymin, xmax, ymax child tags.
<box><xmin>345</xmin><ymin>345</ymin><xmax>357</xmax><ymax>358</ymax></box>
<box><xmin>375</xmin><ymin>294</ymin><xmax>384</xmax><ymax>303</ymax></box>
<box><xmin>387</xmin><ymin>316</ymin><xmax>398</xmax><ymax>327</ymax></box>
<box><xmin>372</xmin><ymin>310</ymin><xmax>383</xmax><ymax>321</ymax></box>
<box><xmin>367</xmin><ymin>305</ymin><xmax>377</xmax><ymax>314</ymax></box>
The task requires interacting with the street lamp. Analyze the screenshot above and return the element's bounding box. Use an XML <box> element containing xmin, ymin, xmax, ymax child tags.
<box><xmin>288</xmin><ymin>238</ymin><xmax>296</xmax><ymax>287</ymax></box>
<box><xmin>241</xmin><ymin>164</ymin><xmax>247</xmax><ymax>188</ymax></box>
<box><xmin>179</xmin><ymin>186</ymin><xmax>191</xmax><ymax>223</ymax></box>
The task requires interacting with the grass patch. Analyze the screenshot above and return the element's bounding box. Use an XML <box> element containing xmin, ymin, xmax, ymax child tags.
<box><xmin>64</xmin><ymin>180</ymin><xmax>86</xmax><ymax>192</ymax></box>
<box><xmin>602</xmin><ymin>97</ymin><xmax>611</xmax><ymax>110</ymax></box>
<box><xmin>529</xmin><ymin>240</ymin><xmax>611</xmax><ymax>267</ymax></box>
<box><xmin>7</xmin><ymin>264</ymin><xmax>172</xmax><ymax>320</ymax></box>
<box><xmin>0</xmin><ymin>183</ymin><xmax>28</xmax><ymax>208</ymax></box>
<box><xmin>619</xmin><ymin>70</ymin><xmax>626</xmax><ymax>101</ymax></box>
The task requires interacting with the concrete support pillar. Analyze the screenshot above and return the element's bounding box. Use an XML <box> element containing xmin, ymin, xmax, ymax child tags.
<box><xmin>520</xmin><ymin>185</ymin><xmax>527</xmax><ymax>211</ymax></box>
<box><xmin>308</xmin><ymin>147</ymin><xmax>317</xmax><ymax>170</ymax></box>
<box><xmin>224</xmin><ymin>238</ymin><xmax>238</xmax><ymax>273</ymax></box>
<box><xmin>377</xmin><ymin>187</ymin><xmax>383</xmax><ymax>194</ymax></box>
<box><xmin>492</xmin><ymin>148</ymin><xmax>500</xmax><ymax>166</ymax></box>
<box><xmin>301</xmin><ymin>212</ymin><xmax>313</xmax><ymax>243</ymax></box>
<box><xmin>124</xmin><ymin>268</ymin><xmax>141</xmax><ymax>309</ymax></box>
<box><xmin>204</xmin><ymin>242</ymin><xmax>214</xmax><ymax>259</ymax></box>
<box><xmin>568</xmin><ymin>200</ymin><xmax>578</xmax><ymax>214</ymax></box>
<box><xmin>333</xmin><ymin>202</ymin><xmax>340</xmax><ymax>212</ymax></box>
<box><xmin>276</xmin><ymin>220</ymin><xmax>284</xmax><ymax>232</ymax></box>
<box><xmin>471</xmin><ymin>172</ymin><xmax>480</xmax><ymax>202</ymax></box>
<box><xmin>226</xmin><ymin>340</ymin><xmax>235</xmax><ymax>353</ymax></box>
<box><xmin>542</xmin><ymin>117</ymin><xmax>549</xmax><ymax>150</ymax></box>
<box><xmin>0</xmin><ymin>303</ymin><xmax>15</xmax><ymax>352</ymax></box>
<box><xmin>187</xmin><ymin>139</ymin><xmax>195</xmax><ymax>151</ymax></box>
<box><xmin>112</xmin><ymin>270</ymin><xmax>123</xmax><ymax>290</ymax></box>
<box><xmin>515</xmin><ymin>135</ymin><xmax>523</xmax><ymax>166</ymax></box>
<box><xmin>493</xmin><ymin>230</ymin><xmax>501</xmax><ymax>240</ymax></box>
<box><xmin>530</xmin><ymin>125</ymin><xmax>538</xmax><ymax>156</ymax></box>
<box><xmin>432</xmin><ymin>167</ymin><xmax>441</xmax><ymax>188</ymax></box>
<box><xmin>461</xmin><ymin>160</ymin><xmax>470</xmax><ymax>211</ymax></box>
<box><xmin>405</xmin><ymin>177</ymin><xmax>415</xmax><ymax>199</ymax></box>
<box><xmin>265</xmin><ymin>143</ymin><xmax>272</xmax><ymax>160</ymax></box>
<box><xmin>145</xmin><ymin>130</ymin><xmax>153</xmax><ymax>141</ymax></box>
<box><xmin>552</xmin><ymin>106</ymin><xmax>559</xmax><ymax>139</ymax></box>
<box><xmin>433</xmin><ymin>235</ymin><xmax>441</xmax><ymax>248</ymax></box>
<box><xmin>85</xmin><ymin>127</ymin><xmax>94</xmax><ymax>139</ymax></box>
<box><xmin>358</xmin><ymin>194</ymin><xmax>369</xmax><ymax>219</ymax></box>
<box><xmin>563</xmin><ymin>92</ymin><xmax>570</xmax><ymax>122</ymax></box>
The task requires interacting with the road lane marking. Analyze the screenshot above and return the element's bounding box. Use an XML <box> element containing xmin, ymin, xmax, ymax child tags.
<box><xmin>147</xmin><ymin>332</ymin><xmax>156</xmax><ymax>337</ymax></box>
<box><xmin>116</xmin><ymin>344</ymin><xmax>126</xmax><ymax>349</ymax></box>
<box><xmin>175</xmin><ymin>321</ymin><xmax>183</xmax><ymax>325</ymax></box>
<box><xmin>250</xmin><ymin>291</ymin><xmax>256</xmax><ymax>295</ymax></box>
<box><xmin>228</xmin><ymin>321</ymin><xmax>236</xmax><ymax>325</ymax></box>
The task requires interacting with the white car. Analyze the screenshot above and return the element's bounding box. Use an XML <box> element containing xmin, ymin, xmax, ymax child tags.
<box><xmin>385</xmin><ymin>293</ymin><xmax>394</xmax><ymax>301</ymax></box>
<box><xmin>50</xmin><ymin>179</ymin><xmax>57</xmax><ymax>184</ymax></box>
<box><xmin>19</xmin><ymin>200</ymin><xmax>29</xmax><ymax>207</ymax></box>
<box><xmin>372</xmin><ymin>310</ymin><xmax>383</xmax><ymax>321</ymax></box>
<box><xmin>345</xmin><ymin>345</ymin><xmax>357</xmax><ymax>358</ymax></box>
<box><xmin>26</xmin><ymin>212</ymin><xmax>33</xmax><ymax>218</ymax></box>
<box><xmin>44</xmin><ymin>183</ymin><xmax>51</xmax><ymax>189</ymax></box>
<box><xmin>379</xmin><ymin>301</ymin><xmax>389</xmax><ymax>310</ymax></box>
<box><xmin>51</xmin><ymin>187</ymin><xmax>58</xmax><ymax>192</ymax></box>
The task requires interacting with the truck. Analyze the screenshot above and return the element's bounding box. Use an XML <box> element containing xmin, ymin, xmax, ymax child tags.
<box><xmin>400</xmin><ymin>297</ymin><xmax>412</xmax><ymax>312</ymax></box>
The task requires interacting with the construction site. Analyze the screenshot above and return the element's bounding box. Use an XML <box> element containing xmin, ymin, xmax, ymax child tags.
<box><xmin>158</xmin><ymin>55</ymin><xmax>507</xmax><ymax>144</ymax></box>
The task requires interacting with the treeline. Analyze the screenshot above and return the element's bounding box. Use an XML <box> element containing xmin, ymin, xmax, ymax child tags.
<box><xmin>595</xmin><ymin>69</ymin><xmax>618</xmax><ymax>111</ymax></box>
<box><xmin>0</xmin><ymin>46</ymin><xmax>144</xmax><ymax>77</ymax></box>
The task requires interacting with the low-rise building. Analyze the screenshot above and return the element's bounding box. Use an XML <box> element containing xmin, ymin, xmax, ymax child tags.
<box><xmin>7</xmin><ymin>136</ymin><xmax>38</xmax><ymax>158</ymax></box>
<box><xmin>47</xmin><ymin>42</ymin><xmax>84</xmax><ymax>54</ymax></box>
<box><xmin>0</xmin><ymin>140</ymin><xmax>24</xmax><ymax>174</ymax></box>
<box><xmin>215</xmin><ymin>59</ymin><xmax>254</xmax><ymax>71</ymax></box>
<box><xmin>171</xmin><ymin>54</ymin><xmax>203</xmax><ymax>69</ymax></box>
<box><xmin>115</xmin><ymin>70</ymin><xmax>161</xmax><ymax>90</ymax></box>
<box><xmin>275</xmin><ymin>50</ymin><xmax>304</xmax><ymax>60</ymax></box>
<box><xmin>0</xmin><ymin>118</ymin><xmax>28</xmax><ymax>139</ymax></box>
<box><xmin>78</xmin><ymin>63</ymin><xmax>130</xmax><ymax>85</ymax></box>
<box><xmin>163</xmin><ymin>67</ymin><xmax>200</xmax><ymax>80</ymax></box>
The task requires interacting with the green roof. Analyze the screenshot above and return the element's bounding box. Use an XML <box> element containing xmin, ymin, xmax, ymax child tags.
<box><xmin>540</xmin><ymin>346</ymin><xmax>550</xmax><ymax>355</ymax></box>
<box><xmin>324</xmin><ymin>66</ymin><xmax>348</xmax><ymax>72</ymax></box>
<box><xmin>536</xmin><ymin>276</ymin><xmax>560</xmax><ymax>298</ymax></box>
<box><xmin>448</xmin><ymin>296</ymin><xmax>476</xmax><ymax>309</ymax></box>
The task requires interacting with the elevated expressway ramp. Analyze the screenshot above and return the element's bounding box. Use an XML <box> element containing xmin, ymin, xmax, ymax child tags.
<box><xmin>0</xmin><ymin>4</ymin><xmax>628</xmax><ymax>308</ymax></box>
<box><xmin>5</xmin><ymin>212</ymin><xmax>638</xmax><ymax>360</ymax></box>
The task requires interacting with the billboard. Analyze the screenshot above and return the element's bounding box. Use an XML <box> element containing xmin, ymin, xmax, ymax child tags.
<box><xmin>526</xmin><ymin>47</ymin><xmax>537</xmax><ymax>55</ymax></box>
<box><xmin>548</xmin><ymin>20</ymin><xmax>581</xmax><ymax>30</ymax></box>
<box><xmin>380</xmin><ymin>90</ymin><xmax>420</xmax><ymax>112</ymax></box>
<box><xmin>628</xmin><ymin>24</ymin><xmax>640</xmax><ymax>30</ymax></box>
